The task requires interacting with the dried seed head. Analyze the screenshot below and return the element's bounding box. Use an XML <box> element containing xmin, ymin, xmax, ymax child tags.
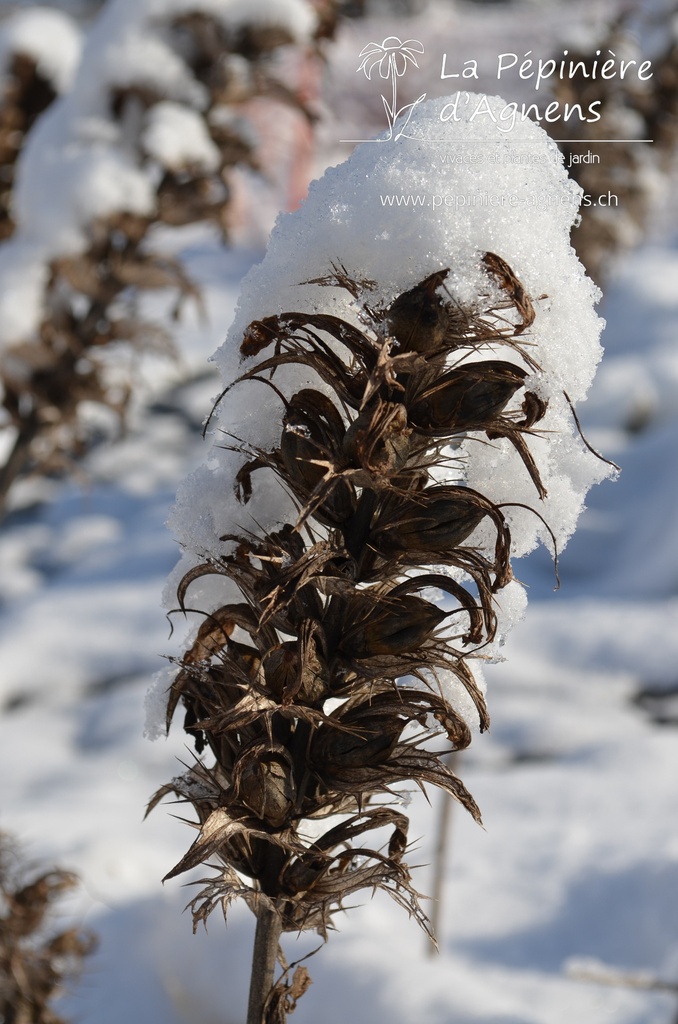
<box><xmin>280</xmin><ymin>389</ymin><xmax>357</xmax><ymax>525</ymax></box>
<box><xmin>151</xmin><ymin>247</ymin><xmax>598</xmax><ymax>964</ymax></box>
<box><xmin>281</xmin><ymin>390</ymin><xmax>344</xmax><ymax>485</ymax></box>
<box><xmin>328</xmin><ymin>592</ymin><xmax>448</xmax><ymax>660</ymax></box>
<box><xmin>312</xmin><ymin>712</ymin><xmax>404</xmax><ymax>772</ymax></box>
<box><xmin>0</xmin><ymin>832</ymin><xmax>97</xmax><ymax>1022</ymax></box>
<box><xmin>0</xmin><ymin>6</ymin><xmax>329</xmax><ymax>513</ymax></box>
<box><xmin>263</xmin><ymin>639</ymin><xmax>328</xmax><ymax>705</ymax></box>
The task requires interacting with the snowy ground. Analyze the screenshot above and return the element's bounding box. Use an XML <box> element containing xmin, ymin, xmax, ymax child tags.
<box><xmin>2</xmin><ymin>2</ymin><xmax>678</xmax><ymax>1023</ymax></box>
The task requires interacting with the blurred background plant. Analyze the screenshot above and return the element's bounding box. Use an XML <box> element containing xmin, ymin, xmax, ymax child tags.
<box><xmin>0</xmin><ymin>830</ymin><xmax>96</xmax><ymax>1024</ymax></box>
<box><xmin>0</xmin><ymin>0</ymin><xmax>333</xmax><ymax>518</ymax></box>
<box><xmin>0</xmin><ymin>6</ymin><xmax>82</xmax><ymax>241</ymax></box>
<box><xmin>548</xmin><ymin>4</ymin><xmax>678</xmax><ymax>286</ymax></box>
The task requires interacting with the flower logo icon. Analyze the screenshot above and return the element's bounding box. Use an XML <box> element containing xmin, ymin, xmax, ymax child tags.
<box><xmin>357</xmin><ymin>36</ymin><xmax>426</xmax><ymax>140</ymax></box>
<box><xmin>357</xmin><ymin>36</ymin><xmax>424</xmax><ymax>79</ymax></box>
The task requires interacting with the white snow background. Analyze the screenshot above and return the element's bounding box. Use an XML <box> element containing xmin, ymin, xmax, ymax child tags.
<box><xmin>1</xmin><ymin>2</ymin><xmax>678</xmax><ymax>1023</ymax></box>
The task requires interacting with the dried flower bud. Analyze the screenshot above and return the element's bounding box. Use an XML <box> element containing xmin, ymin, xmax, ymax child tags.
<box><xmin>368</xmin><ymin>485</ymin><xmax>500</xmax><ymax>556</ymax></box>
<box><xmin>281</xmin><ymin>390</ymin><xmax>344</xmax><ymax>486</ymax></box>
<box><xmin>279</xmin><ymin>389</ymin><xmax>356</xmax><ymax>525</ymax></box>
<box><xmin>263</xmin><ymin>638</ymin><xmax>328</xmax><ymax>705</ymax></box>
<box><xmin>386</xmin><ymin>268</ymin><xmax>450</xmax><ymax>353</ymax></box>
<box><xmin>328</xmin><ymin>593</ymin><xmax>448</xmax><ymax>659</ymax></box>
<box><xmin>408</xmin><ymin>360</ymin><xmax>529</xmax><ymax>434</ymax></box>
<box><xmin>233</xmin><ymin>744</ymin><xmax>296</xmax><ymax>829</ymax></box>
<box><xmin>312</xmin><ymin>712</ymin><xmax>403</xmax><ymax>771</ymax></box>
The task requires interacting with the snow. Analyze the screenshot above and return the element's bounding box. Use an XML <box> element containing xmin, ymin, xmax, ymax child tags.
<box><xmin>141</xmin><ymin>102</ymin><xmax>221</xmax><ymax>172</ymax></box>
<box><xmin>0</xmin><ymin>7</ymin><xmax>82</xmax><ymax>92</ymax></box>
<box><xmin>16</xmin><ymin>107</ymin><xmax>156</xmax><ymax>251</ymax></box>
<box><xmin>2</xmin><ymin>2</ymin><xmax>678</xmax><ymax>1023</ymax></box>
<box><xmin>0</xmin><ymin>242</ymin><xmax>51</xmax><ymax>347</ymax></box>
<box><xmin>205</xmin><ymin>0</ymin><xmax>317</xmax><ymax>39</ymax></box>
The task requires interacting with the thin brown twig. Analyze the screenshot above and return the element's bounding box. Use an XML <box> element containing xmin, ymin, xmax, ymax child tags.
<box><xmin>568</xmin><ymin>960</ymin><xmax>678</xmax><ymax>995</ymax></box>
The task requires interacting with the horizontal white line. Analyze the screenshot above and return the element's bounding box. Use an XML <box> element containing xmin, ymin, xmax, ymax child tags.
<box><xmin>340</xmin><ymin>138</ymin><xmax>654</xmax><ymax>144</ymax></box>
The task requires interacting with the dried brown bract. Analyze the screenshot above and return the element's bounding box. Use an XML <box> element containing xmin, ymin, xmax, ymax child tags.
<box><xmin>151</xmin><ymin>254</ymin><xmax>552</xmax><ymax>1019</ymax></box>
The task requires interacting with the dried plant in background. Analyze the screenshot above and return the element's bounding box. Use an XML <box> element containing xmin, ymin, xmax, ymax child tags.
<box><xmin>149</xmin><ymin>255</ymin><xmax>559</xmax><ymax>1023</ymax></box>
<box><xmin>638</xmin><ymin>25</ymin><xmax>678</xmax><ymax>165</ymax></box>
<box><xmin>550</xmin><ymin>6</ymin><xmax>678</xmax><ymax>285</ymax></box>
<box><xmin>0</xmin><ymin>831</ymin><xmax>96</xmax><ymax>1024</ymax></box>
<box><xmin>0</xmin><ymin>21</ymin><xmax>67</xmax><ymax>240</ymax></box>
<box><xmin>0</xmin><ymin>51</ymin><xmax>55</xmax><ymax>240</ymax></box>
<box><xmin>0</xmin><ymin>0</ymin><xmax>326</xmax><ymax>517</ymax></box>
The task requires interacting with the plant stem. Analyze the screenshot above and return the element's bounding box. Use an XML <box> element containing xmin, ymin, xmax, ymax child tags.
<box><xmin>247</xmin><ymin>903</ymin><xmax>283</xmax><ymax>1024</ymax></box>
<box><xmin>428</xmin><ymin>750</ymin><xmax>459</xmax><ymax>955</ymax></box>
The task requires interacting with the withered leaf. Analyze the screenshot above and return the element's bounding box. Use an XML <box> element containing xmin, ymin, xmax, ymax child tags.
<box><xmin>265</xmin><ymin>966</ymin><xmax>312</xmax><ymax>1024</ymax></box>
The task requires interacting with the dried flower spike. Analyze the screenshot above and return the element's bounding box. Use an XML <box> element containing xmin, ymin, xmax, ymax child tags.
<box><xmin>147</xmin><ymin>93</ymin><xmax>615</xmax><ymax>1023</ymax></box>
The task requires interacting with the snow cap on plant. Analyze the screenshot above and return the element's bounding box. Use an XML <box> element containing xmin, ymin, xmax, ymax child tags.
<box><xmin>148</xmin><ymin>93</ymin><xmax>615</xmax><ymax>1021</ymax></box>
